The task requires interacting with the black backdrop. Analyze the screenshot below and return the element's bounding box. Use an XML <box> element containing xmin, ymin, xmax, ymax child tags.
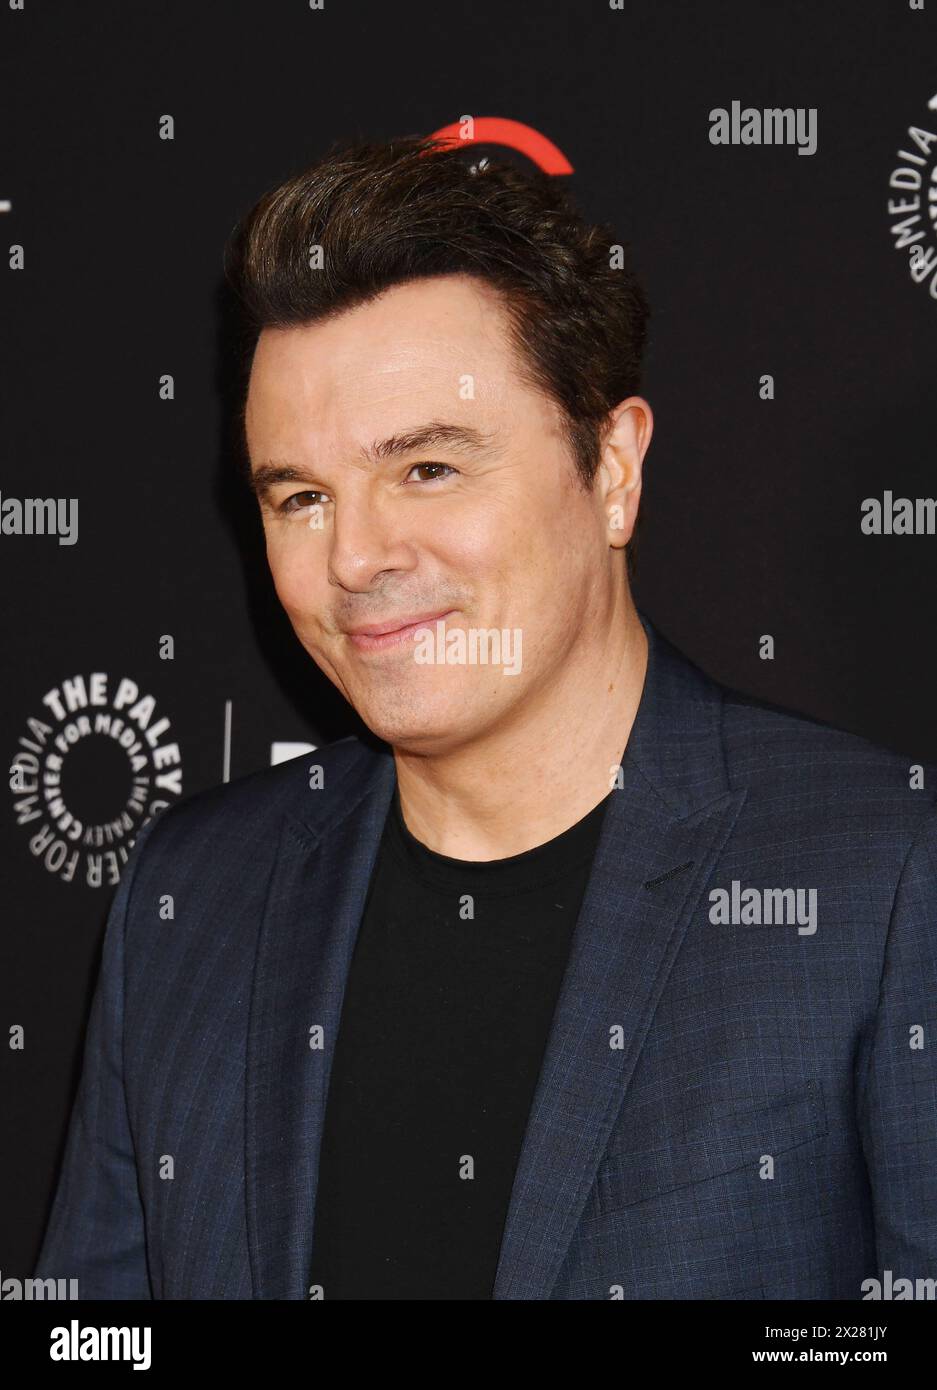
<box><xmin>2</xmin><ymin>0</ymin><xmax>936</xmax><ymax>1280</ymax></box>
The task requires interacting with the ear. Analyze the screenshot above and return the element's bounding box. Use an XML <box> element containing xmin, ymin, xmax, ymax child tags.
<box><xmin>597</xmin><ymin>397</ymin><xmax>653</xmax><ymax>550</ymax></box>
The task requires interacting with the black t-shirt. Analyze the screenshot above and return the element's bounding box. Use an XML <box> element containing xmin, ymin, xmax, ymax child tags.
<box><xmin>307</xmin><ymin>782</ymin><xmax>612</xmax><ymax>1299</ymax></box>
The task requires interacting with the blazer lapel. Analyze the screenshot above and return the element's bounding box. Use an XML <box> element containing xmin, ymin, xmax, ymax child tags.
<box><xmin>492</xmin><ymin>615</ymin><xmax>747</xmax><ymax>1299</ymax></box>
<box><xmin>245</xmin><ymin>740</ymin><xmax>396</xmax><ymax>1299</ymax></box>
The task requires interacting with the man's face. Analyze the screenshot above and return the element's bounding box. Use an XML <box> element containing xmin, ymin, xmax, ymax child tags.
<box><xmin>245</xmin><ymin>273</ymin><xmax>627</xmax><ymax>754</ymax></box>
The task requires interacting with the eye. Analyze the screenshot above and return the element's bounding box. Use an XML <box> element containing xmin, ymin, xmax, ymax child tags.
<box><xmin>405</xmin><ymin>463</ymin><xmax>456</xmax><ymax>483</ymax></box>
<box><xmin>279</xmin><ymin>490</ymin><xmax>327</xmax><ymax>514</ymax></box>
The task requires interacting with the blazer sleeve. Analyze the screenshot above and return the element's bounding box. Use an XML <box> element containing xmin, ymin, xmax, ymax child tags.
<box><xmin>34</xmin><ymin>814</ymin><xmax>164</xmax><ymax>1299</ymax></box>
<box><xmin>858</xmin><ymin>804</ymin><xmax>937</xmax><ymax>1283</ymax></box>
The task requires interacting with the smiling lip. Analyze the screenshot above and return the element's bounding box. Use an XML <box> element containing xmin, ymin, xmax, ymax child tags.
<box><xmin>344</xmin><ymin>609</ymin><xmax>457</xmax><ymax>651</ymax></box>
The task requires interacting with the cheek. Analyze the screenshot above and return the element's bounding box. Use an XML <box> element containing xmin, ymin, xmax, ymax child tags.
<box><xmin>453</xmin><ymin>497</ymin><xmax>540</xmax><ymax>587</ymax></box>
<box><xmin>488</xmin><ymin>497</ymin><xmax>596</xmax><ymax>640</ymax></box>
<box><xmin>265</xmin><ymin>532</ymin><xmax>322</xmax><ymax>622</ymax></box>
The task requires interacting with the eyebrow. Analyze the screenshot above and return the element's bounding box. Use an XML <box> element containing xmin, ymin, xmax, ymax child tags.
<box><xmin>247</xmin><ymin>420</ymin><xmax>497</xmax><ymax>500</ymax></box>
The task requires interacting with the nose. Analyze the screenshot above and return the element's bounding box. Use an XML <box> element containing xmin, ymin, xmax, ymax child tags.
<box><xmin>327</xmin><ymin>485</ymin><xmax>417</xmax><ymax>593</ymax></box>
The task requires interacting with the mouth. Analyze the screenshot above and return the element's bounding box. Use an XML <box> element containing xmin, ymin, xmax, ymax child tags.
<box><xmin>344</xmin><ymin>609</ymin><xmax>458</xmax><ymax>653</ymax></box>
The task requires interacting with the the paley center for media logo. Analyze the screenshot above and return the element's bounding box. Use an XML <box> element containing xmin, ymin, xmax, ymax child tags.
<box><xmin>887</xmin><ymin>90</ymin><xmax>937</xmax><ymax>300</ymax></box>
<box><xmin>8</xmin><ymin>672</ymin><xmax>183</xmax><ymax>888</ymax></box>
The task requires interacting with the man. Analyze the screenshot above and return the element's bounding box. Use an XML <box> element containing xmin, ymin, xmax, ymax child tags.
<box><xmin>37</xmin><ymin>136</ymin><xmax>937</xmax><ymax>1300</ymax></box>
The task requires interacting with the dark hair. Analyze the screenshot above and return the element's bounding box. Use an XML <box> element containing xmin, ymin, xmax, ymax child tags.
<box><xmin>224</xmin><ymin>134</ymin><xmax>650</xmax><ymax>578</ymax></box>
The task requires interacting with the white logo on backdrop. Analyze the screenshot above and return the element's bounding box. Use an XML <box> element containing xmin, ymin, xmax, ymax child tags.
<box><xmin>8</xmin><ymin>673</ymin><xmax>183</xmax><ymax>889</ymax></box>
<box><xmin>888</xmin><ymin>92</ymin><xmax>937</xmax><ymax>300</ymax></box>
<box><xmin>270</xmin><ymin>741</ymin><xmax>316</xmax><ymax>766</ymax></box>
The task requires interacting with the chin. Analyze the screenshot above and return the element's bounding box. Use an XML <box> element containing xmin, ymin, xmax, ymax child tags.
<box><xmin>356</xmin><ymin>695</ymin><xmax>475</xmax><ymax>753</ymax></box>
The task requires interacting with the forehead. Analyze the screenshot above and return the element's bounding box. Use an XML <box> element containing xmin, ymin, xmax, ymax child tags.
<box><xmin>244</xmin><ymin>273</ymin><xmax>548</xmax><ymax>451</ymax></box>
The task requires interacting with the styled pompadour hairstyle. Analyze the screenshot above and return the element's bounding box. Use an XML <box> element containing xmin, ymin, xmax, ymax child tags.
<box><xmin>224</xmin><ymin>134</ymin><xmax>650</xmax><ymax>577</ymax></box>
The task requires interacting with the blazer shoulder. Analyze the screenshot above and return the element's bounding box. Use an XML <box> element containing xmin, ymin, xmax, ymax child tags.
<box><xmin>134</xmin><ymin>734</ymin><xmax>380</xmax><ymax>861</ymax></box>
<box><xmin>719</xmin><ymin>680</ymin><xmax>937</xmax><ymax>833</ymax></box>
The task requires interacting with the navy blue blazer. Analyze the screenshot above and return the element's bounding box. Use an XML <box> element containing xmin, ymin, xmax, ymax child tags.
<box><xmin>36</xmin><ymin>612</ymin><xmax>937</xmax><ymax>1299</ymax></box>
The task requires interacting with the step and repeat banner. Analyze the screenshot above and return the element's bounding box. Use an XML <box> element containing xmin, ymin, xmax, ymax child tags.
<box><xmin>2</xmin><ymin>0</ymin><xmax>936</xmax><ymax>1279</ymax></box>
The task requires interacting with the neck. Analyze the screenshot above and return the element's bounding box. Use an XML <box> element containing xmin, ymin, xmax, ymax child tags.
<box><xmin>392</xmin><ymin>589</ymin><xmax>649</xmax><ymax>861</ymax></box>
